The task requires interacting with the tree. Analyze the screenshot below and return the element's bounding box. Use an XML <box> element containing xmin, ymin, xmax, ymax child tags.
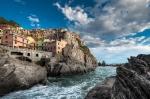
<box><xmin>0</xmin><ymin>17</ymin><xmax>20</xmax><ymax>27</ymax></box>
<box><xmin>98</xmin><ymin>62</ymin><xmax>101</xmax><ymax>66</ymax></box>
<box><xmin>101</xmin><ymin>60</ymin><xmax>106</xmax><ymax>66</ymax></box>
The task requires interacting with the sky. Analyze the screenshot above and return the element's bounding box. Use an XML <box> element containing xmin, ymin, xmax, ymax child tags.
<box><xmin>1</xmin><ymin>0</ymin><xmax>150</xmax><ymax>64</ymax></box>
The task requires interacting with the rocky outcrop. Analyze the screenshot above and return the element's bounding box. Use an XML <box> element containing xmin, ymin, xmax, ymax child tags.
<box><xmin>85</xmin><ymin>76</ymin><xmax>115</xmax><ymax>99</ymax></box>
<box><xmin>0</xmin><ymin>51</ymin><xmax>47</xmax><ymax>96</ymax></box>
<box><xmin>85</xmin><ymin>54</ymin><xmax>150</xmax><ymax>99</ymax></box>
<box><xmin>47</xmin><ymin>44</ymin><xmax>97</xmax><ymax>76</ymax></box>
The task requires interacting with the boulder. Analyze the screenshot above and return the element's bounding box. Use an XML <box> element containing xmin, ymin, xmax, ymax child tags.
<box><xmin>85</xmin><ymin>77</ymin><xmax>115</xmax><ymax>99</ymax></box>
<box><xmin>0</xmin><ymin>53</ymin><xmax>47</xmax><ymax>96</ymax></box>
<box><xmin>47</xmin><ymin>44</ymin><xmax>97</xmax><ymax>76</ymax></box>
<box><xmin>85</xmin><ymin>54</ymin><xmax>150</xmax><ymax>99</ymax></box>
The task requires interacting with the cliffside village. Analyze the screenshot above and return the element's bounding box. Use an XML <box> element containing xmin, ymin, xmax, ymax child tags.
<box><xmin>0</xmin><ymin>24</ymin><xmax>82</xmax><ymax>56</ymax></box>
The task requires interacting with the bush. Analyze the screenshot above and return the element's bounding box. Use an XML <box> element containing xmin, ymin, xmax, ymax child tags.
<box><xmin>0</xmin><ymin>17</ymin><xmax>20</xmax><ymax>27</ymax></box>
<box><xmin>16</xmin><ymin>56</ymin><xmax>32</xmax><ymax>62</ymax></box>
<box><xmin>36</xmin><ymin>57</ymin><xmax>50</xmax><ymax>66</ymax></box>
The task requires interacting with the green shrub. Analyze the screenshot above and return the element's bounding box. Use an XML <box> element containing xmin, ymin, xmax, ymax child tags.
<box><xmin>36</xmin><ymin>57</ymin><xmax>50</xmax><ymax>66</ymax></box>
<box><xmin>0</xmin><ymin>17</ymin><xmax>20</xmax><ymax>27</ymax></box>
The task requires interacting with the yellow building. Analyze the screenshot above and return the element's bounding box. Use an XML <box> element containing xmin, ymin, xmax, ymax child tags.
<box><xmin>26</xmin><ymin>36</ymin><xmax>36</xmax><ymax>50</ymax></box>
<box><xmin>0</xmin><ymin>29</ymin><xmax>3</xmax><ymax>44</ymax></box>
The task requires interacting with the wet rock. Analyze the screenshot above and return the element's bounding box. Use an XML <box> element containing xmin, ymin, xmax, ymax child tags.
<box><xmin>0</xmin><ymin>53</ymin><xmax>47</xmax><ymax>96</ymax></box>
<box><xmin>86</xmin><ymin>54</ymin><xmax>150</xmax><ymax>99</ymax></box>
<box><xmin>85</xmin><ymin>76</ymin><xmax>115</xmax><ymax>99</ymax></box>
<box><xmin>47</xmin><ymin>44</ymin><xmax>97</xmax><ymax>76</ymax></box>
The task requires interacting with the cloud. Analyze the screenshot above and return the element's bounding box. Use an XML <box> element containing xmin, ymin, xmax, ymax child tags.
<box><xmin>82</xmin><ymin>35</ymin><xmax>106</xmax><ymax>47</ymax></box>
<box><xmin>54</xmin><ymin>2</ymin><xmax>94</xmax><ymax>25</ymax></box>
<box><xmin>56</xmin><ymin>0</ymin><xmax>150</xmax><ymax>41</ymax></box>
<box><xmin>85</xmin><ymin>35</ymin><xmax>150</xmax><ymax>63</ymax></box>
<box><xmin>27</xmin><ymin>15</ymin><xmax>40</xmax><ymax>28</ymax></box>
<box><xmin>14</xmin><ymin>0</ymin><xmax>25</xmax><ymax>5</ymax></box>
<box><xmin>55</xmin><ymin>0</ymin><xmax>150</xmax><ymax>63</ymax></box>
<box><xmin>91</xmin><ymin>45</ymin><xmax>150</xmax><ymax>64</ymax></box>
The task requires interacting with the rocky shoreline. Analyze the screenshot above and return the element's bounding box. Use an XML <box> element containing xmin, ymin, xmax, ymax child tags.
<box><xmin>0</xmin><ymin>52</ymin><xmax>47</xmax><ymax>96</ymax></box>
<box><xmin>85</xmin><ymin>54</ymin><xmax>150</xmax><ymax>99</ymax></box>
<box><xmin>0</xmin><ymin>40</ymin><xmax>97</xmax><ymax>96</ymax></box>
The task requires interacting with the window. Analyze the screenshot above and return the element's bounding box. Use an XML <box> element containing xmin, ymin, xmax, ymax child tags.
<box><xmin>36</xmin><ymin>54</ymin><xmax>39</xmax><ymax>57</ymax></box>
<box><xmin>15</xmin><ymin>40</ymin><xmax>17</xmax><ymax>44</ymax></box>
<box><xmin>27</xmin><ymin>53</ymin><xmax>30</xmax><ymax>56</ymax></box>
<box><xmin>5</xmin><ymin>41</ymin><xmax>8</xmax><ymax>44</ymax></box>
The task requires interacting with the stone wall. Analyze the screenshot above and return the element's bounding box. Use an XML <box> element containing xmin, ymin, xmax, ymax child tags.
<box><xmin>0</xmin><ymin>45</ymin><xmax>52</xmax><ymax>62</ymax></box>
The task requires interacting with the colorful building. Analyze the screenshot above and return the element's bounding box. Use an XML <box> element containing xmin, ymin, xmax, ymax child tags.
<box><xmin>1</xmin><ymin>29</ymin><xmax>29</xmax><ymax>48</ymax></box>
<box><xmin>44</xmin><ymin>40</ymin><xmax>67</xmax><ymax>56</ymax></box>
<box><xmin>0</xmin><ymin>27</ymin><xmax>81</xmax><ymax>56</ymax></box>
<box><xmin>0</xmin><ymin>24</ymin><xmax>11</xmax><ymax>30</ymax></box>
<box><xmin>0</xmin><ymin>29</ymin><xmax>3</xmax><ymax>44</ymax></box>
<box><xmin>26</xmin><ymin>36</ymin><xmax>36</xmax><ymax>50</ymax></box>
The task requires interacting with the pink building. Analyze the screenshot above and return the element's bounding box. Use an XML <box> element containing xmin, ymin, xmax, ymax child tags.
<box><xmin>0</xmin><ymin>24</ymin><xmax>11</xmax><ymax>30</ymax></box>
<box><xmin>44</xmin><ymin>40</ymin><xmax>67</xmax><ymax>56</ymax></box>
<box><xmin>1</xmin><ymin>29</ymin><xmax>29</xmax><ymax>48</ymax></box>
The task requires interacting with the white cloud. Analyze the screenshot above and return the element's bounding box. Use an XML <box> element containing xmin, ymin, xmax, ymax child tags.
<box><xmin>55</xmin><ymin>0</ymin><xmax>150</xmax><ymax>63</ymax></box>
<box><xmin>54</xmin><ymin>3</ymin><xmax>94</xmax><ymax>25</ymax></box>
<box><xmin>85</xmin><ymin>35</ymin><xmax>150</xmax><ymax>63</ymax></box>
<box><xmin>82</xmin><ymin>35</ymin><xmax>106</xmax><ymax>47</ymax></box>
<box><xmin>90</xmin><ymin>45</ymin><xmax>150</xmax><ymax>64</ymax></box>
<box><xmin>70</xmin><ymin>0</ymin><xmax>150</xmax><ymax>40</ymax></box>
<box><xmin>27</xmin><ymin>15</ymin><xmax>40</xmax><ymax>28</ymax></box>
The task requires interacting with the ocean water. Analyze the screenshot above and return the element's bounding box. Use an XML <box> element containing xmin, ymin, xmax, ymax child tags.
<box><xmin>1</xmin><ymin>66</ymin><xmax>116</xmax><ymax>99</ymax></box>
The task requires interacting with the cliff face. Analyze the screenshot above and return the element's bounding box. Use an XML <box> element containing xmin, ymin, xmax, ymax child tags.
<box><xmin>0</xmin><ymin>48</ymin><xmax>47</xmax><ymax>96</ymax></box>
<box><xmin>47</xmin><ymin>38</ymin><xmax>97</xmax><ymax>76</ymax></box>
<box><xmin>112</xmin><ymin>54</ymin><xmax>150</xmax><ymax>99</ymax></box>
<box><xmin>86</xmin><ymin>54</ymin><xmax>150</xmax><ymax>99</ymax></box>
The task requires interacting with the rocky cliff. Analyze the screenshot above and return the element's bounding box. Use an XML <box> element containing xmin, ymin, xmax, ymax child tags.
<box><xmin>46</xmin><ymin>39</ymin><xmax>97</xmax><ymax>76</ymax></box>
<box><xmin>86</xmin><ymin>54</ymin><xmax>150</xmax><ymax>99</ymax></box>
<box><xmin>0</xmin><ymin>48</ymin><xmax>47</xmax><ymax>96</ymax></box>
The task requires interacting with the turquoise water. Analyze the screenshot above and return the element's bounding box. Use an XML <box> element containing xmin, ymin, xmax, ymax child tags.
<box><xmin>1</xmin><ymin>66</ymin><xmax>116</xmax><ymax>99</ymax></box>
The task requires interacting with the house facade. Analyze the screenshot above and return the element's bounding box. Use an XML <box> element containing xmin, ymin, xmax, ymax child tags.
<box><xmin>1</xmin><ymin>29</ymin><xmax>29</xmax><ymax>48</ymax></box>
<box><xmin>44</xmin><ymin>40</ymin><xmax>67</xmax><ymax>56</ymax></box>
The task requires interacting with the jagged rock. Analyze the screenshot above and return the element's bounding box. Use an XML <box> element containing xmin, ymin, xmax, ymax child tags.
<box><xmin>85</xmin><ymin>54</ymin><xmax>150</xmax><ymax>99</ymax></box>
<box><xmin>0</xmin><ymin>53</ymin><xmax>47</xmax><ymax>96</ymax></box>
<box><xmin>47</xmin><ymin>44</ymin><xmax>97</xmax><ymax>76</ymax></box>
<box><xmin>85</xmin><ymin>76</ymin><xmax>115</xmax><ymax>99</ymax></box>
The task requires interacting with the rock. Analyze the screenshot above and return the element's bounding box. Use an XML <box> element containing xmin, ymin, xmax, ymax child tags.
<box><xmin>112</xmin><ymin>55</ymin><xmax>150</xmax><ymax>99</ymax></box>
<box><xmin>47</xmin><ymin>44</ymin><xmax>97</xmax><ymax>76</ymax></box>
<box><xmin>85</xmin><ymin>76</ymin><xmax>115</xmax><ymax>99</ymax></box>
<box><xmin>0</xmin><ymin>53</ymin><xmax>47</xmax><ymax>96</ymax></box>
<box><xmin>85</xmin><ymin>54</ymin><xmax>150</xmax><ymax>99</ymax></box>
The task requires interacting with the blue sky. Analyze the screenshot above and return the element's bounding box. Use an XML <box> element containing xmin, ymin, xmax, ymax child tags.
<box><xmin>1</xmin><ymin>0</ymin><xmax>150</xmax><ymax>64</ymax></box>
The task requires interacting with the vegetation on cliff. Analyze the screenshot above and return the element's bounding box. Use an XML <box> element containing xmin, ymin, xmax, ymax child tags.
<box><xmin>0</xmin><ymin>17</ymin><xmax>20</xmax><ymax>27</ymax></box>
<box><xmin>77</xmin><ymin>38</ymin><xmax>97</xmax><ymax>64</ymax></box>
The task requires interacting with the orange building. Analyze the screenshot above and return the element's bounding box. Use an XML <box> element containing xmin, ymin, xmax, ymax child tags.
<box><xmin>1</xmin><ymin>29</ymin><xmax>29</xmax><ymax>48</ymax></box>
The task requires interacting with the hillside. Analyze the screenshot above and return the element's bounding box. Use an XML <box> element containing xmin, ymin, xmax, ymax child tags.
<box><xmin>0</xmin><ymin>17</ymin><xmax>20</xmax><ymax>27</ymax></box>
